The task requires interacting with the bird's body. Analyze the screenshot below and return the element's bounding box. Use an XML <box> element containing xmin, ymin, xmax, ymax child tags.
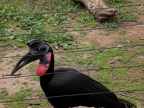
<box><xmin>40</xmin><ymin>68</ymin><xmax>121</xmax><ymax>108</ymax></box>
<box><xmin>11</xmin><ymin>39</ymin><xmax>136</xmax><ymax>108</ymax></box>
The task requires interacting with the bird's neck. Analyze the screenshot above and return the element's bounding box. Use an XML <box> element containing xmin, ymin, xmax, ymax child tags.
<box><xmin>40</xmin><ymin>53</ymin><xmax>54</xmax><ymax>79</ymax></box>
<box><xmin>39</xmin><ymin>54</ymin><xmax>54</xmax><ymax>92</ymax></box>
<box><xmin>47</xmin><ymin>53</ymin><xmax>54</xmax><ymax>73</ymax></box>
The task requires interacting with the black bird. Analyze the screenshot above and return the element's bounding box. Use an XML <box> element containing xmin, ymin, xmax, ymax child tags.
<box><xmin>11</xmin><ymin>39</ymin><xmax>135</xmax><ymax>108</ymax></box>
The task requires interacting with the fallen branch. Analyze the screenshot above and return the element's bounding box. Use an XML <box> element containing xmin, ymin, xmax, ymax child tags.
<box><xmin>74</xmin><ymin>0</ymin><xmax>118</xmax><ymax>22</ymax></box>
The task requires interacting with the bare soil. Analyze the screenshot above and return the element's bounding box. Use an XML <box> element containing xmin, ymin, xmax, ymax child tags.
<box><xmin>0</xmin><ymin>9</ymin><xmax>144</xmax><ymax>108</ymax></box>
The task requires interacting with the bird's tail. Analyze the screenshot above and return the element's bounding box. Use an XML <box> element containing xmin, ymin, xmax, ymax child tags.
<box><xmin>119</xmin><ymin>99</ymin><xmax>136</xmax><ymax>108</ymax></box>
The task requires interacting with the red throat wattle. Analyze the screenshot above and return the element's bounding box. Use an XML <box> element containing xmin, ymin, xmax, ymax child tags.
<box><xmin>36</xmin><ymin>53</ymin><xmax>51</xmax><ymax>76</ymax></box>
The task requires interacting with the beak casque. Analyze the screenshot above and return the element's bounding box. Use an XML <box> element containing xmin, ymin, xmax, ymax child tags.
<box><xmin>11</xmin><ymin>39</ymin><xmax>47</xmax><ymax>75</ymax></box>
<box><xmin>11</xmin><ymin>51</ymin><xmax>40</xmax><ymax>75</ymax></box>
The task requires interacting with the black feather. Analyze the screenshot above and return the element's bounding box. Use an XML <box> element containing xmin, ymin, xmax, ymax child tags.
<box><xmin>28</xmin><ymin>40</ymin><xmax>135</xmax><ymax>108</ymax></box>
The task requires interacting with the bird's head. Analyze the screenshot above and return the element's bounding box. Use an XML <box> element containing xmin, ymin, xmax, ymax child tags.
<box><xmin>11</xmin><ymin>39</ymin><xmax>53</xmax><ymax>76</ymax></box>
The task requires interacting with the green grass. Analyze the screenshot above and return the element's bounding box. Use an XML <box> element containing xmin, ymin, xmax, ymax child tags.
<box><xmin>139</xmin><ymin>9</ymin><xmax>144</xmax><ymax>15</ymax></box>
<box><xmin>108</xmin><ymin>0</ymin><xmax>131</xmax><ymax>5</ymax></box>
<box><xmin>28</xmin><ymin>64</ymin><xmax>37</xmax><ymax>73</ymax></box>
<box><xmin>118</xmin><ymin>53</ymin><xmax>135</xmax><ymax>63</ymax></box>
<box><xmin>97</xmin><ymin>70</ymin><xmax>112</xmax><ymax>85</ymax></box>
<box><xmin>5</xmin><ymin>89</ymin><xmax>33</xmax><ymax>108</ymax></box>
<box><xmin>2</xmin><ymin>37</ymin><xmax>144</xmax><ymax>108</ymax></box>
<box><xmin>32</xmin><ymin>76</ymin><xmax>40</xmax><ymax>81</ymax></box>
<box><xmin>0</xmin><ymin>88</ymin><xmax>9</xmax><ymax>99</ymax></box>
<box><xmin>117</xmin><ymin>30</ymin><xmax>126</xmax><ymax>35</ymax></box>
<box><xmin>119</xmin><ymin>8</ymin><xmax>137</xmax><ymax>22</ymax></box>
<box><xmin>76</xmin><ymin>11</ymin><xmax>98</xmax><ymax>28</ymax></box>
<box><xmin>0</xmin><ymin>0</ymin><xmax>144</xmax><ymax>107</ymax></box>
<box><xmin>0</xmin><ymin>0</ymin><xmax>140</xmax><ymax>49</ymax></box>
<box><xmin>104</xmin><ymin>21</ymin><xmax>117</xmax><ymax>30</ymax></box>
<box><xmin>0</xmin><ymin>0</ymin><xmax>80</xmax><ymax>49</ymax></box>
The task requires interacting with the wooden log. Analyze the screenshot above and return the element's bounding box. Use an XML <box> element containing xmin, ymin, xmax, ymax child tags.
<box><xmin>74</xmin><ymin>0</ymin><xmax>118</xmax><ymax>22</ymax></box>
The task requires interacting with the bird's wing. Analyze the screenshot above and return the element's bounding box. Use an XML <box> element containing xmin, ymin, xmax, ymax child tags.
<box><xmin>45</xmin><ymin>69</ymin><xmax>120</xmax><ymax>107</ymax></box>
<box><xmin>49</xmin><ymin>69</ymin><xmax>118</xmax><ymax>102</ymax></box>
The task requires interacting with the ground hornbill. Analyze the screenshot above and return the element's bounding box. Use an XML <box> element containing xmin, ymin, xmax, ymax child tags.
<box><xmin>11</xmin><ymin>39</ymin><xmax>136</xmax><ymax>108</ymax></box>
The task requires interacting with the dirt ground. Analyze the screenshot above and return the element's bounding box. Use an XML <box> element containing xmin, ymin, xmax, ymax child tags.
<box><xmin>0</xmin><ymin>8</ymin><xmax>144</xmax><ymax>108</ymax></box>
<box><xmin>0</xmin><ymin>24</ymin><xmax>144</xmax><ymax>107</ymax></box>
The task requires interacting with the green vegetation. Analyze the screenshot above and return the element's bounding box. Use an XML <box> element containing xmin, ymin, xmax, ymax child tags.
<box><xmin>119</xmin><ymin>8</ymin><xmax>137</xmax><ymax>22</ymax></box>
<box><xmin>0</xmin><ymin>0</ymin><xmax>144</xmax><ymax>108</ymax></box>
<box><xmin>108</xmin><ymin>0</ymin><xmax>131</xmax><ymax>5</ymax></box>
<box><xmin>0</xmin><ymin>0</ymin><xmax>140</xmax><ymax>49</ymax></box>
<box><xmin>0</xmin><ymin>0</ymin><xmax>80</xmax><ymax>49</ymax></box>
<box><xmin>28</xmin><ymin>64</ymin><xmax>37</xmax><ymax>73</ymax></box>
<box><xmin>117</xmin><ymin>30</ymin><xmax>126</xmax><ymax>35</ymax></box>
<box><xmin>104</xmin><ymin>21</ymin><xmax>117</xmax><ymax>30</ymax></box>
<box><xmin>5</xmin><ymin>89</ymin><xmax>32</xmax><ymax>108</ymax></box>
<box><xmin>0</xmin><ymin>88</ymin><xmax>8</xmax><ymax>99</ymax></box>
<box><xmin>139</xmin><ymin>9</ymin><xmax>144</xmax><ymax>15</ymax></box>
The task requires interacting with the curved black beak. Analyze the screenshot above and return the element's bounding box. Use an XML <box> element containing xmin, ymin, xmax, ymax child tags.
<box><xmin>11</xmin><ymin>51</ymin><xmax>40</xmax><ymax>75</ymax></box>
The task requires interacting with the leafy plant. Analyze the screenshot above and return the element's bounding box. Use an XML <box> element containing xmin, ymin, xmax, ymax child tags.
<box><xmin>53</xmin><ymin>14</ymin><xmax>70</xmax><ymax>26</ymax></box>
<box><xmin>0</xmin><ymin>0</ymin><xmax>80</xmax><ymax>49</ymax></box>
<box><xmin>108</xmin><ymin>0</ymin><xmax>131</xmax><ymax>5</ymax></box>
<box><xmin>77</xmin><ymin>11</ymin><xmax>97</xmax><ymax>28</ymax></box>
<box><xmin>119</xmin><ymin>8</ymin><xmax>137</xmax><ymax>22</ymax></box>
<box><xmin>0</xmin><ymin>0</ymin><xmax>144</xmax><ymax>107</ymax></box>
<box><xmin>104</xmin><ymin>21</ymin><xmax>117</xmax><ymax>30</ymax></box>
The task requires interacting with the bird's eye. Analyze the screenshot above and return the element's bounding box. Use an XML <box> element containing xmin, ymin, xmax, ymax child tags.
<box><xmin>39</xmin><ymin>45</ymin><xmax>49</xmax><ymax>54</ymax></box>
